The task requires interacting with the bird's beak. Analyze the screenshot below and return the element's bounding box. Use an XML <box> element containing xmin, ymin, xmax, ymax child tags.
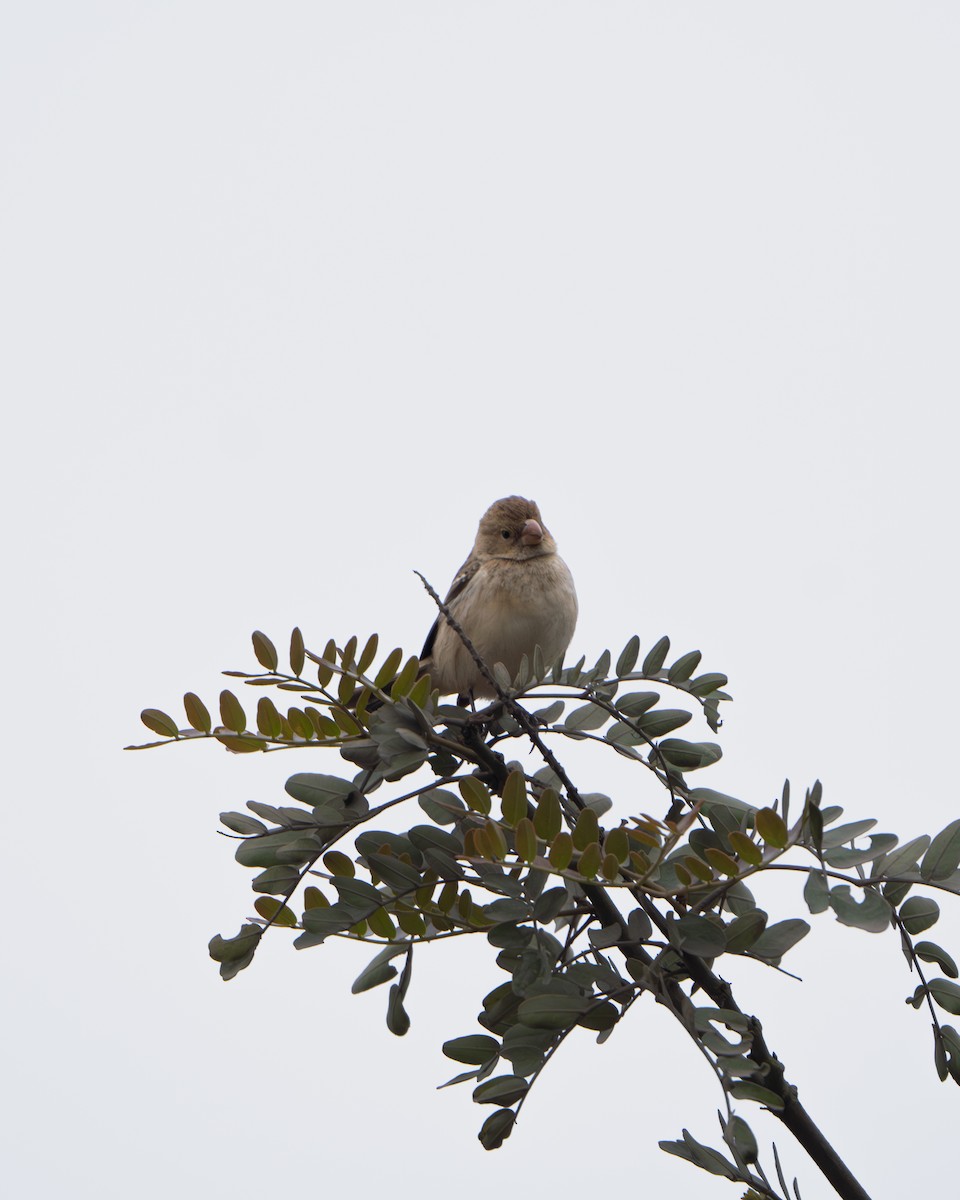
<box><xmin>520</xmin><ymin>519</ymin><xmax>543</xmax><ymax>546</ymax></box>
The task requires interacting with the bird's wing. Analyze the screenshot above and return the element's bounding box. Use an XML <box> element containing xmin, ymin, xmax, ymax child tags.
<box><xmin>420</xmin><ymin>557</ymin><xmax>482</xmax><ymax>659</ymax></box>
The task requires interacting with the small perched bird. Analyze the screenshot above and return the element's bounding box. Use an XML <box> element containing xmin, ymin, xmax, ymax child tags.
<box><xmin>420</xmin><ymin>496</ymin><xmax>578</xmax><ymax>701</ymax></box>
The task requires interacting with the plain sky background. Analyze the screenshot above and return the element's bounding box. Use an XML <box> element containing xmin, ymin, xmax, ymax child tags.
<box><xmin>4</xmin><ymin>4</ymin><xmax>959</xmax><ymax>1197</ymax></box>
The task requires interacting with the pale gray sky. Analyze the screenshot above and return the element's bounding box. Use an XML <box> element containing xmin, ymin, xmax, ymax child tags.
<box><xmin>3</xmin><ymin>4</ymin><xmax>959</xmax><ymax>1197</ymax></box>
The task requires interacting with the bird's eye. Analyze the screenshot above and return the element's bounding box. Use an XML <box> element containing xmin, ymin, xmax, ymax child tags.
<box><xmin>500</xmin><ymin>529</ymin><xmax>512</xmax><ymax>540</ymax></box>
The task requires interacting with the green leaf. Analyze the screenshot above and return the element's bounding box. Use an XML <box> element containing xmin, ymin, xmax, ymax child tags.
<box><xmin>729</xmin><ymin>1082</ymin><xmax>785</xmax><ymax>1111</ymax></box>
<box><xmin>386</xmin><ymin>983</ymin><xmax>410</xmax><ymax>1035</ymax></box>
<box><xmin>323</xmin><ymin>850</ymin><xmax>355</xmax><ymax>877</ymax></box>
<box><xmin>564</xmin><ymin>702</ymin><xmax>609</xmax><ymax>732</ymax></box>
<box><xmin>803</xmin><ymin>870</ymin><xmax>830</xmax><ymax>914</ymax></box>
<box><xmin>253</xmin><ymin>897</ymin><xmax>297</xmax><ymax>927</ymax></box>
<box><xmin>657</xmin><ymin>739</ymin><xmax>722</xmax><ymax>771</ymax></box>
<box><xmin>374</xmin><ymin>647</ymin><xmax>403</xmax><ymax>689</ymax></box>
<box><xmin>828</xmin><ymin>886</ymin><xmax>892</xmax><ymax>933</ymax></box>
<box><xmin>667</xmin><ymin>650</ymin><xmax>701</xmax><ymax>682</ymax></box>
<box><xmin>289</xmin><ymin>627</ymin><xmax>305</xmax><ymax>675</ymax></box>
<box><xmin>418</xmin><ymin>788</ymin><xmax>465</xmax><ymax>826</ymax></box>
<box><xmin>220</xmin><ymin>811</ymin><xmax>267</xmax><ymax>836</ymax></box>
<box><xmin>284</xmin><ymin>772</ymin><xmax>356</xmax><ymax>807</ymax></box>
<box><xmin>641</xmin><ymin>636</ymin><xmax>670</xmax><ymax>675</ymax></box>
<box><xmin>688</xmin><ymin>672</ymin><xmax>729</xmax><ymax>697</ymax></box>
<box><xmin>659</xmin><ymin>1133</ymin><xmax>739</xmax><ymax>1180</ymax></box>
<box><xmin>501</xmin><ymin>771</ymin><xmax>528</xmax><ymax>827</ymax></box>
<box><xmin>929</xmin><ymin>979</ymin><xmax>960</xmax><ymax>1016</ymax></box>
<box><xmin>208</xmin><ymin>924</ymin><xmax>261</xmax><ymax>980</ymax></box>
<box><xmin>443</xmin><ymin>1035</ymin><xmax>500</xmax><ymax>1065</ymax></box>
<box><xmin>824</xmin><ymin>834</ymin><xmax>899</xmax><ymax>868</ymax></box>
<box><xmin>755</xmin><ymin>807</ymin><xmax>788</xmax><ymax>849</ymax></box>
<box><xmin>517</xmin><ymin>994</ymin><xmax>590</xmax><ymax>1030</ymax></box>
<box><xmin>725</xmin><ymin>1115</ymin><xmax>758</xmax><ymax>1165</ymax></box>
<box><xmin>251</xmin><ymin>865</ymin><xmax>302</xmax><ymax>895</ymax></box>
<box><xmin>460</xmin><ymin>776</ymin><xmax>493</xmax><ymax>816</ymax></box>
<box><xmin>533</xmin><ymin>700</ymin><xmax>565</xmax><ymax>724</ymax></box>
<box><xmin>472</xmin><ymin>1075</ymin><xmax>528</xmax><ymax>1106</ymax></box>
<box><xmin>876</xmin><ymin>835</ymin><xmax>931</xmax><ymax>878</ymax></box>
<box><xmin>921</xmin><ymin>820</ymin><xmax>960</xmax><ymax>882</ymax></box>
<box><xmin>351</xmin><ymin>943</ymin><xmax>407</xmax><ymax>994</ymax></box>
<box><xmin>256</xmin><ymin>696</ymin><xmax>282</xmax><ymax>738</ymax></box>
<box><xmin>616</xmin><ymin>635</ymin><xmax>640</xmax><ymax>676</ymax></box>
<box><xmin>724</xmin><ymin>911</ymin><xmax>767</xmax><ymax>953</ymax></box>
<box><xmin>515</xmin><ymin>818</ymin><xmax>537</xmax><ymax>864</ymax></box>
<box><xmin>820</xmin><ymin>819</ymin><xmax>876</xmax><ymax>849</ymax></box>
<box><xmin>915</xmin><ymin>941</ymin><xmax>959</xmax><ymax>979</ymax></box>
<box><xmin>900</xmin><ymin>895</ymin><xmax>940</xmax><ymax>934</ymax></box>
<box><xmin>750</xmin><ymin>919</ymin><xmax>809</xmax><ymax>962</ymax></box>
<box><xmin>251</xmin><ymin>630</ymin><xmax>278</xmax><ymax>672</ymax></box>
<box><xmin>572</xmin><ymin>807</ymin><xmax>599</xmax><ymax>851</ymax></box>
<box><xmin>140</xmin><ymin>708</ymin><xmax>179</xmax><ymax>738</ymax></box>
<box><xmin>617</xmin><ymin>691</ymin><xmax>661</xmax><ymax>717</ymax></box>
<box><xmin>533</xmin><ymin>788</ymin><xmax>562</xmax><ymax>841</ymax></box>
<box><xmin>636</xmin><ymin>709</ymin><xmax>692</xmax><ymax>738</ymax></box>
<box><xmin>672</xmin><ymin>915</ymin><xmax>726</xmax><ymax>958</ymax></box>
<box><xmin>183</xmin><ymin>692</ymin><xmax>211</xmax><ymax>733</ymax></box>
<box><xmin>478</xmin><ymin>1108</ymin><xmax>516</xmax><ymax>1151</ymax></box>
<box><xmin>219</xmin><ymin>690</ymin><xmax>246</xmax><ymax>733</ymax></box>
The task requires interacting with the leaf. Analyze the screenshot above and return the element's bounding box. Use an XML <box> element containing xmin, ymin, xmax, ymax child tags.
<box><xmin>750</xmin><ymin>919</ymin><xmax>809</xmax><ymax>962</ymax></box>
<box><xmin>929</xmin><ymin>979</ymin><xmax>960</xmax><ymax>1016</ymax></box>
<box><xmin>386</xmin><ymin>983</ymin><xmax>410</xmax><ymax>1036</ymax></box>
<box><xmin>616</xmin><ymin>635</ymin><xmax>640</xmax><ymax>676</ymax></box>
<box><xmin>460</xmin><ymin>776</ymin><xmax>492</xmax><ymax>816</ymax></box>
<box><xmin>657</xmin><ymin>739</ymin><xmax>722</xmax><ymax>771</ymax></box>
<box><xmin>219</xmin><ymin>811</ymin><xmax>267</xmax><ymax>836</ymax></box>
<box><xmin>253</xmin><ymin>897</ymin><xmax>297</xmax><ymax>927</ymax></box>
<box><xmin>659</xmin><ymin>1133</ymin><xmax>740</xmax><ymax>1180</ymax></box>
<box><xmin>724</xmin><ymin>911</ymin><xmax>768</xmax><ymax>953</ymax></box>
<box><xmin>288</xmin><ymin>627</ymin><xmax>305</xmax><ymax>676</ymax></box>
<box><xmin>443</xmin><ymin>1035</ymin><xmax>500</xmax><ymax>1066</ymax></box>
<box><xmin>729</xmin><ymin>1082</ymin><xmax>785</xmax><ymax>1111</ymax></box>
<box><xmin>183</xmin><ymin>693</ymin><xmax>211</xmax><ymax>733</ymax></box>
<box><xmin>252</xmin><ymin>630</ymin><xmax>278</xmax><ymax>672</ymax></box>
<box><xmin>876</xmin><ymin>835</ymin><xmax>931</xmax><ymax>878</ymax></box>
<box><xmin>515</xmin><ymin>818</ymin><xmax>537</xmax><ymax>864</ymax></box>
<box><xmin>672</xmin><ymin>915</ymin><xmax>726</xmax><ymax>958</ymax></box>
<box><xmin>478</xmin><ymin>1108</ymin><xmax>516</xmax><ymax>1151</ymax></box>
<box><xmin>352</xmin><ymin>944</ymin><xmax>407</xmax><ymax>994</ymax></box>
<box><xmin>501</xmin><ymin>771</ymin><xmax>528</xmax><ymax>827</ymax></box>
<box><xmin>636</xmin><ymin>709</ymin><xmax>692</xmax><ymax>738</ymax></box>
<box><xmin>668</xmin><ymin>650</ymin><xmax>701</xmax><ymax>683</ymax></box>
<box><xmin>688</xmin><ymin>672</ymin><xmax>729</xmax><ymax>697</ymax></box>
<box><xmin>564</xmin><ymin>702</ymin><xmax>609</xmax><ymax>732</ymax></box>
<box><xmin>140</xmin><ymin>708</ymin><xmax>179</xmax><ymax>738</ymax></box>
<box><xmin>828</xmin><ymin>886</ymin><xmax>892</xmax><ymax>933</ymax></box>
<box><xmin>418</xmin><ymin>788</ymin><xmax>465</xmax><ymax>826</ymax></box>
<box><xmin>820</xmin><ymin>819</ymin><xmax>877</xmax><ymax>849</ymax></box>
<box><xmin>323</xmin><ymin>850</ymin><xmax>355</xmax><ymax>877</ymax></box>
<box><xmin>572</xmin><ymin>807</ymin><xmax>599</xmax><ymax>851</ymax></box>
<box><xmin>921</xmin><ymin>820</ymin><xmax>960</xmax><ymax>882</ymax></box>
<box><xmin>284</xmin><ymin>772</ymin><xmax>356</xmax><ymax>807</ymax></box>
<box><xmin>472</xmin><ymin>1075</ymin><xmax>528</xmax><ymax>1106</ymax></box>
<box><xmin>900</xmin><ymin>895</ymin><xmax>940</xmax><ymax>934</ymax></box>
<box><xmin>219</xmin><ymin>690</ymin><xmax>246</xmax><ymax>733</ymax></box>
<box><xmin>374</xmin><ymin>647</ymin><xmax>403</xmax><ymax>689</ymax></box>
<box><xmin>208</xmin><ymin>924</ymin><xmax>261</xmax><ymax>980</ymax></box>
<box><xmin>755</xmin><ymin>807</ymin><xmax>788</xmax><ymax>849</ymax></box>
<box><xmin>517</xmin><ymin>993</ymin><xmax>590</xmax><ymax>1029</ymax></box>
<box><xmin>803</xmin><ymin>870</ymin><xmax>830</xmax><ymax>914</ymax></box>
<box><xmin>915</xmin><ymin>941</ymin><xmax>960</xmax><ymax>979</ymax></box>
<box><xmin>256</xmin><ymin>696</ymin><xmax>282</xmax><ymax>738</ymax></box>
<box><xmin>534</xmin><ymin>789</ymin><xmax>563</xmax><ymax>841</ymax></box>
<box><xmin>642</xmin><ymin>636</ymin><xmax>670</xmax><ymax>675</ymax></box>
<box><xmin>533</xmin><ymin>700</ymin><xmax>565</xmax><ymax>723</ymax></box>
<box><xmin>617</xmin><ymin>691</ymin><xmax>661</xmax><ymax>717</ymax></box>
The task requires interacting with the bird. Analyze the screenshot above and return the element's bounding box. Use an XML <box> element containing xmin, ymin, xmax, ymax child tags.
<box><xmin>419</xmin><ymin>496</ymin><xmax>578</xmax><ymax>702</ymax></box>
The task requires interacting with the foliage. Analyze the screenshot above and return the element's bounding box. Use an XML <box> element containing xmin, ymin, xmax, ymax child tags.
<box><xmin>130</xmin><ymin>612</ymin><xmax>960</xmax><ymax>1200</ymax></box>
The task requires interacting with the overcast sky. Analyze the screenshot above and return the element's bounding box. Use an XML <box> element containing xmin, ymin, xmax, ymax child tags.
<box><xmin>4</xmin><ymin>4</ymin><xmax>959</xmax><ymax>1197</ymax></box>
